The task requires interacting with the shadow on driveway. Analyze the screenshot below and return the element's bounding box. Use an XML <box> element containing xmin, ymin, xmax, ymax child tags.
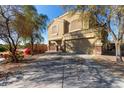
<box><xmin>0</xmin><ymin>54</ymin><xmax>124</xmax><ymax>88</ymax></box>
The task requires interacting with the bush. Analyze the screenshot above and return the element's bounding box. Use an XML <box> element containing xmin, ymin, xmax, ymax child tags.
<box><xmin>8</xmin><ymin>51</ymin><xmax>24</xmax><ymax>62</ymax></box>
<box><xmin>24</xmin><ymin>48</ymin><xmax>31</xmax><ymax>55</ymax></box>
<box><xmin>16</xmin><ymin>51</ymin><xmax>24</xmax><ymax>60</ymax></box>
<box><xmin>0</xmin><ymin>46</ymin><xmax>7</xmax><ymax>52</ymax></box>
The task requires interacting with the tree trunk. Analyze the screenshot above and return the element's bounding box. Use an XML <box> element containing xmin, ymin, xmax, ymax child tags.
<box><xmin>8</xmin><ymin>45</ymin><xmax>18</xmax><ymax>63</ymax></box>
<box><xmin>31</xmin><ymin>36</ymin><xmax>34</xmax><ymax>55</ymax></box>
<box><xmin>11</xmin><ymin>51</ymin><xmax>18</xmax><ymax>63</ymax></box>
<box><xmin>9</xmin><ymin>47</ymin><xmax>18</xmax><ymax>63</ymax></box>
<box><xmin>115</xmin><ymin>41</ymin><xmax>123</xmax><ymax>63</ymax></box>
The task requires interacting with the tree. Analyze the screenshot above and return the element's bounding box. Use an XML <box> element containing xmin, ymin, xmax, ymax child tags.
<box><xmin>15</xmin><ymin>5</ymin><xmax>48</xmax><ymax>55</ymax></box>
<box><xmin>63</xmin><ymin>5</ymin><xmax>124</xmax><ymax>62</ymax></box>
<box><xmin>0</xmin><ymin>5</ymin><xmax>48</xmax><ymax>62</ymax></box>
<box><xmin>0</xmin><ymin>5</ymin><xmax>21</xmax><ymax>62</ymax></box>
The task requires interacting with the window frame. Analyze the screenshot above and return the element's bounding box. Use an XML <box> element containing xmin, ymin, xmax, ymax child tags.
<box><xmin>69</xmin><ymin>19</ymin><xmax>82</xmax><ymax>32</ymax></box>
<box><xmin>51</xmin><ymin>25</ymin><xmax>59</xmax><ymax>36</ymax></box>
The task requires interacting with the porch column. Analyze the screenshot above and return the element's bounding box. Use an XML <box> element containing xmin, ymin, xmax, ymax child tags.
<box><xmin>94</xmin><ymin>40</ymin><xmax>103</xmax><ymax>55</ymax></box>
<box><xmin>48</xmin><ymin>41</ymin><xmax>50</xmax><ymax>51</ymax></box>
<box><xmin>61</xmin><ymin>38</ymin><xmax>66</xmax><ymax>52</ymax></box>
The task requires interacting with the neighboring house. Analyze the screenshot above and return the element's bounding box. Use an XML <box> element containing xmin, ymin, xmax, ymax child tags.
<box><xmin>48</xmin><ymin>12</ymin><xmax>106</xmax><ymax>55</ymax></box>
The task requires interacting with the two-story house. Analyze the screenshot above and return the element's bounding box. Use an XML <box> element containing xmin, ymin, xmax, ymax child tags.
<box><xmin>48</xmin><ymin>12</ymin><xmax>105</xmax><ymax>54</ymax></box>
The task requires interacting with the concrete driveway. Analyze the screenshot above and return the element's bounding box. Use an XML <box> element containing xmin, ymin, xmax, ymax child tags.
<box><xmin>0</xmin><ymin>53</ymin><xmax>124</xmax><ymax>88</ymax></box>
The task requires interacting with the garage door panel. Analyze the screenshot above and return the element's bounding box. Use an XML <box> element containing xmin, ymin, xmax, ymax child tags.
<box><xmin>65</xmin><ymin>39</ymin><xmax>93</xmax><ymax>53</ymax></box>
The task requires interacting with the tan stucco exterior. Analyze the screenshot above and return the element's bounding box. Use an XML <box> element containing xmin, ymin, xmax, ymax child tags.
<box><xmin>48</xmin><ymin>12</ymin><xmax>104</xmax><ymax>54</ymax></box>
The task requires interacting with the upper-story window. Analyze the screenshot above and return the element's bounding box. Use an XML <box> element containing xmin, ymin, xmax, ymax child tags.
<box><xmin>70</xmin><ymin>19</ymin><xmax>82</xmax><ymax>32</ymax></box>
<box><xmin>52</xmin><ymin>25</ymin><xmax>57</xmax><ymax>32</ymax></box>
<box><xmin>51</xmin><ymin>25</ymin><xmax>58</xmax><ymax>36</ymax></box>
<box><xmin>83</xmin><ymin>18</ymin><xmax>89</xmax><ymax>30</ymax></box>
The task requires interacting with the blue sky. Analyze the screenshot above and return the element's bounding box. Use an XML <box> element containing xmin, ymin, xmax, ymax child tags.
<box><xmin>35</xmin><ymin>5</ymin><xmax>64</xmax><ymax>44</ymax></box>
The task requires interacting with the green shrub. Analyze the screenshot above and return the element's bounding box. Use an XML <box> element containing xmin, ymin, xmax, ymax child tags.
<box><xmin>0</xmin><ymin>46</ymin><xmax>7</xmax><ymax>52</ymax></box>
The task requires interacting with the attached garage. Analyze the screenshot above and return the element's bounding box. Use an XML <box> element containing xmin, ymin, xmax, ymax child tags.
<box><xmin>64</xmin><ymin>38</ymin><xmax>95</xmax><ymax>54</ymax></box>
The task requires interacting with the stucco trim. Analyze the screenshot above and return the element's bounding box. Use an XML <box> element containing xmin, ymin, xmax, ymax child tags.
<box><xmin>48</xmin><ymin>18</ymin><xmax>65</xmax><ymax>28</ymax></box>
<box><xmin>48</xmin><ymin>12</ymin><xmax>81</xmax><ymax>28</ymax></box>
